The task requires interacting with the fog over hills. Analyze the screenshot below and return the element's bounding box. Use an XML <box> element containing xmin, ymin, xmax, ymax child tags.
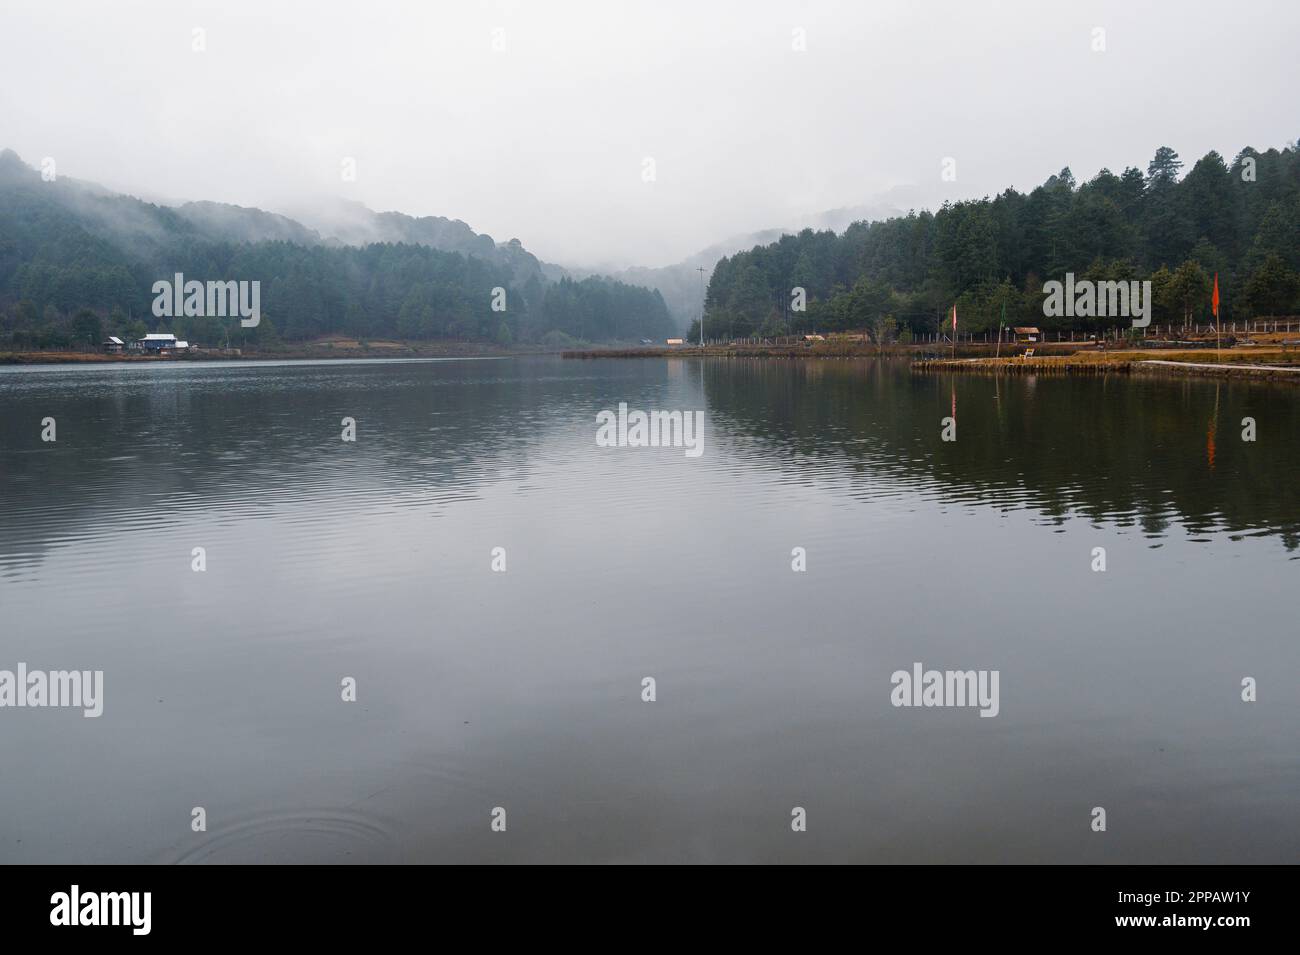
<box><xmin>274</xmin><ymin>191</ymin><xmax>915</xmax><ymax>325</ymax></box>
<box><xmin>0</xmin><ymin>149</ymin><xmax>680</xmax><ymax>345</ymax></box>
<box><xmin>2</xmin><ymin>147</ymin><xmax>923</xmax><ymax>332</ymax></box>
<box><xmin>575</xmin><ymin>199</ymin><xmax>907</xmax><ymax>325</ymax></box>
<box><xmin>0</xmin><ymin>149</ymin><xmax>557</xmax><ymax>286</ymax></box>
<box><xmin>0</xmin><ymin>149</ymin><xmax>319</xmax><ymax>252</ymax></box>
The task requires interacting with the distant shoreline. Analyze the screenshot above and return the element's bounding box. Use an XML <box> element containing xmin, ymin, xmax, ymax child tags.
<box><xmin>0</xmin><ymin>339</ymin><xmax>556</xmax><ymax>366</ymax></box>
<box><xmin>9</xmin><ymin>337</ymin><xmax>1299</xmax><ymax>383</ymax></box>
<box><xmin>561</xmin><ymin>337</ymin><xmax>1300</xmax><ymax>383</ymax></box>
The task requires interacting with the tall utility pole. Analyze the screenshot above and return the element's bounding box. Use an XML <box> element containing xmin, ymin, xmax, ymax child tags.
<box><xmin>696</xmin><ymin>266</ymin><xmax>706</xmax><ymax>347</ymax></box>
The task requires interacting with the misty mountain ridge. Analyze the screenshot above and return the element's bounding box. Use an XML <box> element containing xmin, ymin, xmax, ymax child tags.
<box><xmin>0</xmin><ymin>150</ymin><xmax>560</xmax><ymax>289</ymax></box>
<box><xmin>0</xmin><ymin>149</ymin><xmax>679</xmax><ymax>346</ymax></box>
<box><xmin>571</xmin><ymin>199</ymin><xmax>905</xmax><ymax>323</ymax></box>
<box><xmin>0</xmin><ymin>149</ymin><xmax>319</xmax><ymax>250</ymax></box>
<box><xmin>273</xmin><ymin>195</ymin><xmax>570</xmax><ymax>286</ymax></box>
<box><xmin>1</xmin><ymin>148</ymin><xmax>921</xmax><ymax>330</ymax></box>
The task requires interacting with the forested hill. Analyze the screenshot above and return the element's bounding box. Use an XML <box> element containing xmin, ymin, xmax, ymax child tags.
<box><xmin>696</xmin><ymin>143</ymin><xmax>1300</xmax><ymax>341</ymax></box>
<box><xmin>0</xmin><ymin>150</ymin><xmax>675</xmax><ymax>347</ymax></box>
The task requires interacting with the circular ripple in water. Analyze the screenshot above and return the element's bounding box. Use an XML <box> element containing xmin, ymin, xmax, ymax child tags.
<box><xmin>168</xmin><ymin>808</ymin><xmax>396</xmax><ymax>864</ymax></box>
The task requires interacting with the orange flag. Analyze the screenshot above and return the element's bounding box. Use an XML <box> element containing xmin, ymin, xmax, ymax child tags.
<box><xmin>1212</xmin><ymin>273</ymin><xmax>1220</xmax><ymax>318</ymax></box>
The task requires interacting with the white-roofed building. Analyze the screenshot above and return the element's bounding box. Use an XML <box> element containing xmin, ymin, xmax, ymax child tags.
<box><xmin>134</xmin><ymin>333</ymin><xmax>178</xmax><ymax>352</ymax></box>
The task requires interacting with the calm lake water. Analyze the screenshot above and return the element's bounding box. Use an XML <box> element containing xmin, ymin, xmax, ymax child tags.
<box><xmin>1</xmin><ymin>356</ymin><xmax>1296</xmax><ymax>863</ymax></box>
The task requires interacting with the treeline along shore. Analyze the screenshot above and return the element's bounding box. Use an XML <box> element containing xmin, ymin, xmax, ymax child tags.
<box><xmin>691</xmin><ymin>143</ymin><xmax>1300</xmax><ymax>343</ymax></box>
<box><xmin>3</xmin><ymin>141</ymin><xmax>1297</xmax><ymax>360</ymax></box>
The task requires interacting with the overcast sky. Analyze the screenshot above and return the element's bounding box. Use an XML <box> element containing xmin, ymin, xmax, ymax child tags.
<box><xmin>2</xmin><ymin>0</ymin><xmax>1296</xmax><ymax>268</ymax></box>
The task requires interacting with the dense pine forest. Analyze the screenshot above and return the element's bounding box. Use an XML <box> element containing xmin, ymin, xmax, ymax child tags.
<box><xmin>0</xmin><ymin>150</ymin><xmax>674</xmax><ymax>349</ymax></box>
<box><xmin>693</xmin><ymin>144</ymin><xmax>1300</xmax><ymax>343</ymax></box>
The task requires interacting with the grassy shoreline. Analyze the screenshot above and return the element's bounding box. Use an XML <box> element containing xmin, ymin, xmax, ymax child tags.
<box><xmin>561</xmin><ymin>335</ymin><xmax>1300</xmax><ymax>383</ymax></box>
<box><xmin>911</xmin><ymin>347</ymin><xmax>1300</xmax><ymax>381</ymax></box>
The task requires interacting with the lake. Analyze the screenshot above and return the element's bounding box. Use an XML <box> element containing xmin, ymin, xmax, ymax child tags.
<box><xmin>1</xmin><ymin>356</ymin><xmax>1296</xmax><ymax>863</ymax></box>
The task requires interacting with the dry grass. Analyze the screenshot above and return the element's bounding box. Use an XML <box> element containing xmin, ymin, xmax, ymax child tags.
<box><xmin>913</xmin><ymin>346</ymin><xmax>1300</xmax><ymax>381</ymax></box>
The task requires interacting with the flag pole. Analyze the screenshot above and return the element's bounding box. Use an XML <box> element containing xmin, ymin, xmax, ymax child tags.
<box><xmin>996</xmin><ymin>301</ymin><xmax>1004</xmax><ymax>359</ymax></box>
<box><xmin>1213</xmin><ymin>272</ymin><xmax>1221</xmax><ymax>360</ymax></box>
